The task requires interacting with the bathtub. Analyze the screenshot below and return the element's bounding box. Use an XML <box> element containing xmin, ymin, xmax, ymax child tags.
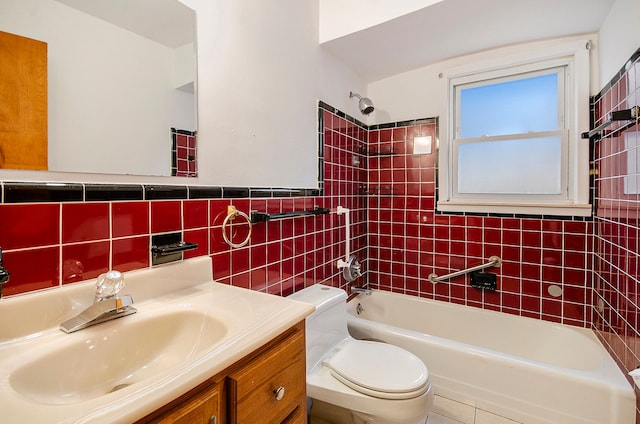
<box><xmin>346</xmin><ymin>290</ymin><xmax>635</xmax><ymax>424</ymax></box>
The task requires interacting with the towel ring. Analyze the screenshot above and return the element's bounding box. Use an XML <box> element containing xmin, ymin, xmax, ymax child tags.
<box><xmin>222</xmin><ymin>205</ymin><xmax>252</xmax><ymax>248</ymax></box>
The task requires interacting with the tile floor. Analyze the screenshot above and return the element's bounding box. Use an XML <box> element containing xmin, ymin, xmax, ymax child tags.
<box><xmin>426</xmin><ymin>395</ymin><xmax>522</xmax><ymax>424</ymax></box>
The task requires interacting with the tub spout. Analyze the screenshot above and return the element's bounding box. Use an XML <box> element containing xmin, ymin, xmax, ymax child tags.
<box><xmin>351</xmin><ymin>286</ymin><xmax>371</xmax><ymax>295</ymax></box>
<box><xmin>629</xmin><ymin>367</ymin><xmax>640</xmax><ymax>389</ymax></box>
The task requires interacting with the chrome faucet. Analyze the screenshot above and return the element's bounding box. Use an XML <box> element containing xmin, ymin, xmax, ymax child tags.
<box><xmin>0</xmin><ymin>248</ymin><xmax>10</xmax><ymax>299</ymax></box>
<box><xmin>350</xmin><ymin>285</ymin><xmax>372</xmax><ymax>295</ymax></box>
<box><xmin>60</xmin><ymin>271</ymin><xmax>136</xmax><ymax>333</ymax></box>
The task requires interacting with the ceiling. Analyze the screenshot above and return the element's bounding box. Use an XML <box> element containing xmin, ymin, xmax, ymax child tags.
<box><xmin>54</xmin><ymin>0</ymin><xmax>195</xmax><ymax>48</ymax></box>
<box><xmin>321</xmin><ymin>0</ymin><xmax>617</xmax><ymax>83</ymax></box>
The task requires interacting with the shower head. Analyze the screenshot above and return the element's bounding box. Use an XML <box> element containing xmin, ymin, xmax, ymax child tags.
<box><xmin>349</xmin><ymin>91</ymin><xmax>375</xmax><ymax>115</ymax></box>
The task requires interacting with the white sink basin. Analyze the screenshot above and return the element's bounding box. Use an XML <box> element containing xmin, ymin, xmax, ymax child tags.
<box><xmin>0</xmin><ymin>257</ymin><xmax>315</xmax><ymax>424</ymax></box>
<box><xmin>9</xmin><ymin>310</ymin><xmax>227</xmax><ymax>405</ymax></box>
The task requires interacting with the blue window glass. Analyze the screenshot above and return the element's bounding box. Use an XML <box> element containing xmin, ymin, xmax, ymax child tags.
<box><xmin>459</xmin><ymin>73</ymin><xmax>559</xmax><ymax>138</ymax></box>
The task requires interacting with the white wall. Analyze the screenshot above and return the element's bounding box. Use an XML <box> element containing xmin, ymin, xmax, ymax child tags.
<box><xmin>178</xmin><ymin>0</ymin><xmax>364</xmax><ymax>188</ymax></box>
<box><xmin>367</xmin><ymin>35</ymin><xmax>599</xmax><ymax>126</ymax></box>
<box><xmin>598</xmin><ymin>0</ymin><xmax>640</xmax><ymax>90</ymax></box>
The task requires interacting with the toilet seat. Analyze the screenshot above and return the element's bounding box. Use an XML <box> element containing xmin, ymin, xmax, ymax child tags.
<box><xmin>325</xmin><ymin>340</ymin><xmax>429</xmax><ymax>400</ymax></box>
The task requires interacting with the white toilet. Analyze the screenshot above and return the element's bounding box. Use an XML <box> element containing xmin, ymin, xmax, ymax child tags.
<box><xmin>289</xmin><ymin>284</ymin><xmax>434</xmax><ymax>424</ymax></box>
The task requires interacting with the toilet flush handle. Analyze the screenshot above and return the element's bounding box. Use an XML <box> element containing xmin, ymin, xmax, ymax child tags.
<box><xmin>274</xmin><ymin>386</ymin><xmax>285</xmax><ymax>401</ymax></box>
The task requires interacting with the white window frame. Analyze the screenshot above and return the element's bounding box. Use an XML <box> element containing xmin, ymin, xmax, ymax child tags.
<box><xmin>438</xmin><ymin>39</ymin><xmax>592</xmax><ymax>217</ymax></box>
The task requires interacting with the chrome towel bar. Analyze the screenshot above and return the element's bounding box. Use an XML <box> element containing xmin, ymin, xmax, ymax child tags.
<box><xmin>428</xmin><ymin>256</ymin><xmax>502</xmax><ymax>283</ymax></box>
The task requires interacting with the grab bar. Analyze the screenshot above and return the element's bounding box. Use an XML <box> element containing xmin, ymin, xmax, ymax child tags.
<box><xmin>581</xmin><ymin>105</ymin><xmax>638</xmax><ymax>140</ymax></box>
<box><xmin>336</xmin><ymin>206</ymin><xmax>351</xmax><ymax>269</ymax></box>
<box><xmin>428</xmin><ymin>256</ymin><xmax>502</xmax><ymax>283</ymax></box>
<box><xmin>250</xmin><ymin>206</ymin><xmax>329</xmax><ymax>223</ymax></box>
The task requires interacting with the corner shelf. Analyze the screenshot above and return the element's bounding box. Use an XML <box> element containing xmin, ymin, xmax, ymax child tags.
<box><xmin>359</xmin><ymin>185</ymin><xmax>396</xmax><ymax>196</ymax></box>
<box><xmin>359</xmin><ymin>146</ymin><xmax>398</xmax><ymax>156</ymax></box>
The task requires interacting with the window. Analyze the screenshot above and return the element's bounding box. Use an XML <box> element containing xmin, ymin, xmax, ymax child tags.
<box><xmin>438</xmin><ymin>40</ymin><xmax>591</xmax><ymax>216</ymax></box>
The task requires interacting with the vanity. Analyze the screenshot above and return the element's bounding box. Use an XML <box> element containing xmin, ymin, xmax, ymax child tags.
<box><xmin>141</xmin><ymin>321</ymin><xmax>306</xmax><ymax>424</ymax></box>
<box><xmin>0</xmin><ymin>257</ymin><xmax>314</xmax><ymax>423</ymax></box>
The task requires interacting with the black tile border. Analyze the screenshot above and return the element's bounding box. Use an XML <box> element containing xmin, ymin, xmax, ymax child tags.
<box><xmin>0</xmin><ymin>181</ymin><xmax>322</xmax><ymax>204</ymax></box>
<box><xmin>2</xmin><ymin>182</ymin><xmax>84</xmax><ymax>203</ymax></box>
<box><xmin>171</xmin><ymin>127</ymin><xmax>196</xmax><ymax>137</ymax></box>
<box><xmin>222</xmin><ymin>187</ymin><xmax>250</xmax><ymax>198</ymax></box>
<box><xmin>318</xmin><ymin>101</ymin><xmax>369</xmax><ymax>129</ymax></box>
<box><xmin>85</xmin><ymin>184</ymin><xmax>144</xmax><ymax>202</ymax></box>
<box><xmin>318</xmin><ymin>100</ymin><xmax>438</xmax><ymax>131</ymax></box>
<box><xmin>188</xmin><ymin>186</ymin><xmax>222</xmax><ymax>199</ymax></box>
<box><xmin>592</xmin><ymin>46</ymin><xmax>640</xmax><ymax>103</ymax></box>
<box><xmin>145</xmin><ymin>185</ymin><xmax>188</xmax><ymax>200</ymax></box>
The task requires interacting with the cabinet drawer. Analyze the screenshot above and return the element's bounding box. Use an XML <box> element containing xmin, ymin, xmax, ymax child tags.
<box><xmin>228</xmin><ymin>326</ymin><xmax>306</xmax><ymax>424</ymax></box>
<box><xmin>147</xmin><ymin>383</ymin><xmax>220</xmax><ymax>424</ymax></box>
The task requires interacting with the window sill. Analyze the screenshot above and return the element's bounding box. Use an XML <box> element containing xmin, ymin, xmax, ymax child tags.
<box><xmin>437</xmin><ymin>201</ymin><xmax>593</xmax><ymax>217</ymax></box>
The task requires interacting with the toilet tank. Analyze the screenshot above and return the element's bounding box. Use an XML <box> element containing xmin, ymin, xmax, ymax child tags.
<box><xmin>288</xmin><ymin>284</ymin><xmax>350</xmax><ymax>370</ymax></box>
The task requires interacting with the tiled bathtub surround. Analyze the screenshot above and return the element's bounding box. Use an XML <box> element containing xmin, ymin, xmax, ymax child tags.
<box><xmin>1</xmin><ymin>103</ymin><xmax>593</xmax><ymax>326</ymax></box>
<box><xmin>366</xmin><ymin>120</ymin><xmax>593</xmax><ymax>327</ymax></box>
<box><xmin>591</xmin><ymin>48</ymin><xmax>640</xmax><ymax>408</ymax></box>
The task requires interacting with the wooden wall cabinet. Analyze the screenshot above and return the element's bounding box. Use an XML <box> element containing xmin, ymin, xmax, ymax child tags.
<box><xmin>139</xmin><ymin>321</ymin><xmax>306</xmax><ymax>424</ymax></box>
<box><xmin>0</xmin><ymin>31</ymin><xmax>48</xmax><ymax>170</ymax></box>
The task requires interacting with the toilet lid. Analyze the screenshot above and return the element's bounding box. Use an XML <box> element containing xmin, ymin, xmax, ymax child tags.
<box><xmin>326</xmin><ymin>340</ymin><xmax>428</xmax><ymax>400</ymax></box>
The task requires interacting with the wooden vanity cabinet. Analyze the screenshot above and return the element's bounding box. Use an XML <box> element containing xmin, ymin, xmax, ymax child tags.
<box><xmin>139</xmin><ymin>321</ymin><xmax>306</xmax><ymax>424</ymax></box>
<box><xmin>148</xmin><ymin>382</ymin><xmax>222</xmax><ymax>424</ymax></box>
<box><xmin>227</xmin><ymin>320</ymin><xmax>306</xmax><ymax>424</ymax></box>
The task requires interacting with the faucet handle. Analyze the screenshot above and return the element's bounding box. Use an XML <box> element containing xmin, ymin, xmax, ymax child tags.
<box><xmin>95</xmin><ymin>270</ymin><xmax>124</xmax><ymax>301</ymax></box>
<box><xmin>0</xmin><ymin>248</ymin><xmax>10</xmax><ymax>285</ymax></box>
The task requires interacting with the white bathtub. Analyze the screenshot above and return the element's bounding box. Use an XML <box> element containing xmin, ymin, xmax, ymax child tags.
<box><xmin>346</xmin><ymin>290</ymin><xmax>635</xmax><ymax>424</ymax></box>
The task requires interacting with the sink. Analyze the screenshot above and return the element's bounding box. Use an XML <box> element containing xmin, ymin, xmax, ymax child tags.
<box><xmin>9</xmin><ymin>310</ymin><xmax>227</xmax><ymax>405</ymax></box>
<box><xmin>0</xmin><ymin>257</ymin><xmax>315</xmax><ymax>423</ymax></box>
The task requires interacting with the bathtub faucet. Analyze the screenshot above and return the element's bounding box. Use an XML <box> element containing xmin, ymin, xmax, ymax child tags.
<box><xmin>0</xmin><ymin>248</ymin><xmax>10</xmax><ymax>299</ymax></box>
<box><xmin>351</xmin><ymin>286</ymin><xmax>372</xmax><ymax>295</ymax></box>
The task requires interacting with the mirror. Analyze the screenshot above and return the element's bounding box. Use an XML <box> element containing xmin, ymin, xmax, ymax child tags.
<box><xmin>0</xmin><ymin>0</ymin><xmax>197</xmax><ymax>176</ymax></box>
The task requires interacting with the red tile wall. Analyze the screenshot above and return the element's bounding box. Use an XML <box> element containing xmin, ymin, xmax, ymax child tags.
<box><xmin>0</xmin><ymin>104</ymin><xmax>603</xmax><ymax>329</ymax></box>
<box><xmin>0</xmin><ymin>109</ymin><xmax>367</xmax><ymax>298</ymax></box>
<box><xmin>366</xmin><ymin>121</ymin><xmax>593</xmax><ymax>327</ymax></box>
<box><xmin>591</xmin><ymin>53</ymin><xmax>640</xmax><ymax>413</ymax></box>
<box><xmin>175</xmin><ymin>133</ymin><xmax>197</xmax><ymax>177</ymax></box>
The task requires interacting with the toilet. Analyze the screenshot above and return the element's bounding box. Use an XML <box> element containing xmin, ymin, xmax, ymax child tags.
<box><xmin>289</xmin><ymin>284</ymin><xmax>434</xmax><ymax>424</ymax></box>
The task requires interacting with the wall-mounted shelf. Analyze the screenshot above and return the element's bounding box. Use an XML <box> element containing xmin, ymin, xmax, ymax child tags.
<box><xmin>364</xmin><ymin>147</ymin><xmax>398</xmax><ymax>156</ymax></box>
<box><xmin>151</xmin><ymin>241</ymin><xmax>198</xmax><ymax>256</ymax></box>
<box><xmin>582</xmin><ymin>106</ymin><xmax>639</xmax><ymax>140</ymax></box>
<box><xmin>250</xmin><ymin>206</ymin><xmax>329</xmax><ymax>223</ymax></box>
<box><xmin>151</xmin><ymin>232</ymin><xmax>198</xmax><ymax>265</ymax></box>
<box><xmin>358</xmin><ymin>147</ymin><xmax>398</xmax><ymax>156</ymax></box>
<box><xmin>360</xmin><ymin>185</ymin><xmax>396</xmax><ymax>196</ymax></box>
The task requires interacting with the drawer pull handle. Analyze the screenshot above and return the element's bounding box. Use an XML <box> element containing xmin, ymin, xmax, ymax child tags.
<box><xmin>274</xmin><ymin>386</ymin><xmax>285</xmax><ymax>401</ymax></box>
